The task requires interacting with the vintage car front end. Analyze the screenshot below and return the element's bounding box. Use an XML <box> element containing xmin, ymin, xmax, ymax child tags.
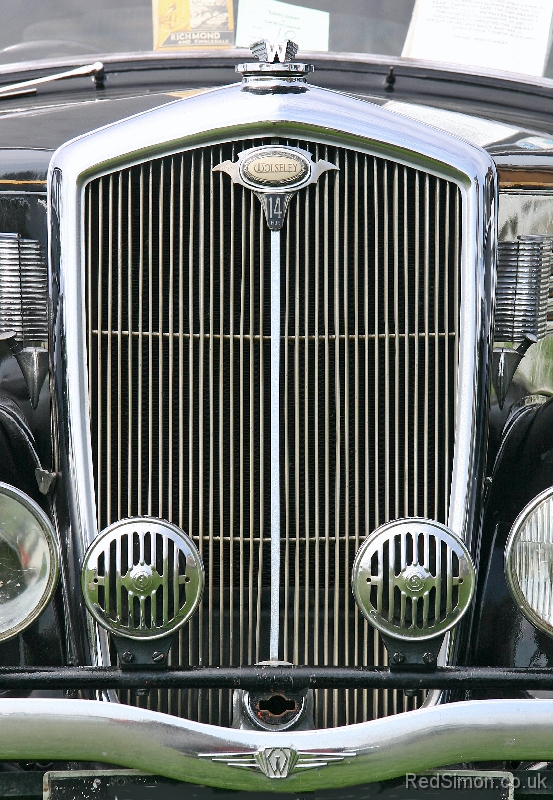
<box><xmin>3</xmin><ymin>20</ymin><xmax>553</xmax><ymax>796</ymax></box>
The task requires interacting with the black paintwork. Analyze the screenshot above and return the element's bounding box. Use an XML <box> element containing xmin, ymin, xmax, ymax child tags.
<box><xmin>472</xmin><ymin>399</ymin><xmax>553</xmax><ymax>682</ymax></box>
<box><xmin>0</xmin><ymin>91</ymin><xmax>177</xmax><ymax>151</ymax></box>
<box><xmin>0</xmin><ymin>398</ymin><xmax>64</xmax><ymax>673</ymax></box>
<box><xmin>0</xmin><ymin>149</ymin><xmax>51</xmax><ymax>184</ymax></box>
<box><xmin>2</xmin><ymin>664</ymin><xmax>553</xmax><ymax>692</ymax></box>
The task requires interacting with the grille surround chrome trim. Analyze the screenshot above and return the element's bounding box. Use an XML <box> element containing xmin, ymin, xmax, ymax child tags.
<box><xmin>48</xmin><ymin>83</ymin><xmax>497</xmax><ymax>696</ymax></box>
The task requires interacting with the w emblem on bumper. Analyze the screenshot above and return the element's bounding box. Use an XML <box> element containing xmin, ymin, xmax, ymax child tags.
<box><xmin>199</xmin><ymin>747</ymin><xmax>355</xmax><ymax>779</ymax></box>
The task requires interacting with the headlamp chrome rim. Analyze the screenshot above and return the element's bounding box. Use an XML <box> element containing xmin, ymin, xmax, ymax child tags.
<box><xmin>82</xmin><ymin>516</ymin><xmax>204</xmax><ymax>641</ymax></box>
<box><xmin>505</xmin><ymin>486</ymin><xmax>553</xmax><ymax>636</ymax></box>
<box><xmin>351</xmin><ymin>517</ymin><xmax>475</xmax><ymax>641</ymax></box>
<box><xmin>0</xmin><ymin>482</ymin><xmax>59</xmax><ymax>642</ymax></box>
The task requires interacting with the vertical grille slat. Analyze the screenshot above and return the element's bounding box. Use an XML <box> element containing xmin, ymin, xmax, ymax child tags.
<box><xmin>96</xmin><ymin>179</ymin><xmax>103</xmax><ymax>528</ymax></box>
<box><xmin>413</xmin><ymin>172</ymin><xmax>420</xmax><ymax>517</ymax></box>
<box><xmin>423</xmin><ymin>174</ymin><xmax>430</xmax><ymax>520</ymax></box>
<box><xmin>403</xmin><ymin>167</ymin><xmax>410</xmax><ymax>519</ymax></box>
<box><xmin>127</xmin><ymin>173</ymin><xmax>134</xmax><ymax>521</ymax></box>
<box><xmin>283</xmin><ymin>206</ymin><xmax>290</xmax><ymax>662</ymax></box>
<box><xmin>85</xmin><ymin>139</ymin><xmax>461</xmax><ymax>729</ymax></box>
<box><xmin>217</xmin><ymin>151</ymin><xmax>226</xmax><ymax>725</ymax></box>
<box><xmin>116</xmin><ymin>174</ymin><xmax>123</xmax><ymax>523</ymax></box>
<box><xmin>363</xmin><ymin>158</ymin><xmax>371</xmax><ymax>724</ymax></box>
<box><xmin>434</xmin><ymin>182</ymin><xmax>440</xmax><ymax>521</ymax></box>
<box><xmin>303</xmin><ymin>185</ymin><xmax>311</xmax><ymax>671</ymax></box>
<box><xmin>353</xmin><ymin>151</ymin><xmax>360</xmax><ymax>724</ymax></box>
<box><xmin>293</xmin><ymin>196</ymin><xmax>301</xmax><ymax>669</ymax></box>
<box><xmin>186</xmin><ymin>155</ymin><xmax>195</xmax><ymax>722</ymax></box>
<box><xmin>444</xmin><ymin>184</ymin><xmax>450</xmax><ymax>519</ymax></box>
<box><xmin>147</xmin><ymin>164</ymin><xmax>154</xmax><ymax>518</ymax></box>
<box><xmin>314</xmin><ymin>153</ymin><xmax>321</xmax><ymax>674</ymax></box>
<box><xmin>208</xmin><ymin>149</ymin><xmax>215</xmax><ymax>717</ymax></box>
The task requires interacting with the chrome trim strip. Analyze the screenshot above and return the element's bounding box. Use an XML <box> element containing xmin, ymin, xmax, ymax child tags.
<box><xmin>0</xmin><ymin>699</ymin><xmax>553</xmax><ymax>789</ymax></box>
<box><xmin>270</xmin><ymin>229</ymin><xmax>281</xmax><ymax>661</ymax></box>
<box><xmin>49</xmin><ymin>167</ymin><xmax>112</xmax><ymax>676</ymax></box>
<box><xmin>49</xmin><ymin>82</ymin><xmax>496</xmax><ymax>683</ymax></box>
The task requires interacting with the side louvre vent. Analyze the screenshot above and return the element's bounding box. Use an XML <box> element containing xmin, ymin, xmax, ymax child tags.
<box><xmin>495</xmin><ymin>235</ymin><xmax>553</xmax><ymax>342</ymax></box>
<box><xmin>0</xmin><ymin>233</ymin><xmax>48</xmax><ymax>343</ymax></box>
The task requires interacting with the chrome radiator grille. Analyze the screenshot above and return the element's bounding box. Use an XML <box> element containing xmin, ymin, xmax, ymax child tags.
<box><xmin>84</xmin><ymin>138</ymin><xmax>461</xmax><ymax>728</ymax></box>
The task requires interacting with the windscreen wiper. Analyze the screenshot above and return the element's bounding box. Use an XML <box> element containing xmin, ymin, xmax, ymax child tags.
<box><xmin>0</xmin><ymin>61</ymin><xmax>105</xmax><ymax>100</ymax></box>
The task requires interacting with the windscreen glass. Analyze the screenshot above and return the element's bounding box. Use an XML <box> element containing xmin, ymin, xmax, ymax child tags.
<box><xmin>1</xmin><ymin>0</ymin><xmax>553</xmax><ymax>80</ymax></box>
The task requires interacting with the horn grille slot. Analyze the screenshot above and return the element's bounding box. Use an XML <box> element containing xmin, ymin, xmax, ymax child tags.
<box><xmin>82</xmin><ymin>517</ymin><xmax>203</xmax><ymax>640</ymax></box>
<box><xmin>352</xmin><ymin>518</ymin><xmax>474</xmax><ymax>640</ymax></box>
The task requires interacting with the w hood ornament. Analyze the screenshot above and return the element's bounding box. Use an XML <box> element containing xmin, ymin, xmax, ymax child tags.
<box><xmin>236</xmin><ymin>38</ymin><xmax>314</xmax><ymax>93</ymax></box>
<box><xmin>213</xmin><ymin>145</ymin><xmax>338</xmax><ymax>230</ymax></box>
<box><xmin>251</xmin><ymin>39</ymin><xmax>298</xmax><ymax>63</ymax></box>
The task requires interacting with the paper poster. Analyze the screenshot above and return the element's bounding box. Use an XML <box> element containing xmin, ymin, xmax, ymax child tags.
<box><xmin>385</xmin><ymin>101</ymin><xmax>520</xmax><ymax>147</ymax></box>
<box><xmin>236</xmin><ymin>0</ymin><xmax>329</xmax><ymax>52</ymax></box>
<box><xmin>402</xmin><ymin>0</ymin><xmax>553</xmax><ymax>77</ymax></box>
<box><xmin>153</xmin><ymin>0</ymin><xmax>234</xmax><ymax>49</ymax></box>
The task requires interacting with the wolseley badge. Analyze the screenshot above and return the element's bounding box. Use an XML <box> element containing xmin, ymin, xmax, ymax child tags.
<box><xmin>213</xmin><ymin>144</ymin><xmax>338</xmax><ymax>230</ymax></box>
<box><xmin>240</xmin><ymin>147</ymin><xmax>310</xmax><ymax>188</ymax></box>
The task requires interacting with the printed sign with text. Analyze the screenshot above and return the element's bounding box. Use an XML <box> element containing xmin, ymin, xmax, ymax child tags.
<box><xmin>153</xmin><ymin>0</ymin><xmax>234</xmax><ymax>50</ymax></box>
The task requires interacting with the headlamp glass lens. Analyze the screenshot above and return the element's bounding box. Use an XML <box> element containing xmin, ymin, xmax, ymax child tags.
<box><xmin>0</xmin><ymin>484</ymin><xmax>58</xmax><ymax>641</ymax></box>
<box><xmin>506</xmin><ymin>488</ymin><xmax>553</xmax><ymax>635</ymax></box>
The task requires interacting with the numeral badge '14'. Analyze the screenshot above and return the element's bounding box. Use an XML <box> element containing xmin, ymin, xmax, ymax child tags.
<box><xmin>258</xmin><ymin>194</ymin><xmax>291</xmax><ymax>230</ymax></box>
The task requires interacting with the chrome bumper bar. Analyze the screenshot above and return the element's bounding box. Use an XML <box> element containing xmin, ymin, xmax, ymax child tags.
<box><xmin>1</xmin><ymin>699</ymin><xmax>553</xmax><ymax>789</ymax></box>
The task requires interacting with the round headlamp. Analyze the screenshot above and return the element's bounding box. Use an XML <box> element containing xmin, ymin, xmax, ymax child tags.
<box><xmin>0</xmin><ymin>483</ymin><xmax>59</xmax><ymax>641</ymax></box>
<box><xmin>505</xmin><ymin>487</ymin><xmax>553</xmax><ymax>636</ymax></box>
<box><xmin>82</xmin><ymin>517</ymin><xmax>204</xmax><ymax>640</ymax></box>
<box><xmin>352</xmin><ymin>518</ymin><xmax>475</xmax><ymax>640</ymax></box>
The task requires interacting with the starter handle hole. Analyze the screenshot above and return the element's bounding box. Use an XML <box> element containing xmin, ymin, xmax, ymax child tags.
<box><xmin>258</xmin><ymin>694</ymin><xmax>297</xmax><ymax>716</ymax></box>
